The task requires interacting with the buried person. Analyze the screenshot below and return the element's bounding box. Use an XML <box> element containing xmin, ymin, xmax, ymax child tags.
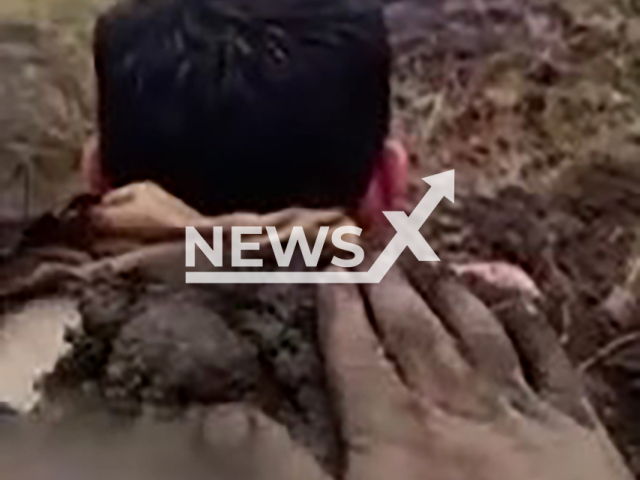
<box><xmin>2</xmin><ymin>0</ymin><xmax>633</xmax><ymax>478</ymax></box>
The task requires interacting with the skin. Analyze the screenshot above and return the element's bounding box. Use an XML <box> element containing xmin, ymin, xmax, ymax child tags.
<box><xmin>315</xmin><ymin>265</ymin><xmax>633</xmax><ymax>480</ymax></box>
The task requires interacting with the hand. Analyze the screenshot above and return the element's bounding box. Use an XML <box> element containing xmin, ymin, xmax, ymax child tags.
<box><xmin>0</xmin><ymin>404</ymin><xmax>330</xmax><ymax>480</ymax></box>
<box><xmin>317</xmin><ymin>264</ymin><xmax>633</xmax><ymax>480</ymax></box>
<box><xmin>89</xmin><ymin>182</ymin><xmax>354</xmax><ymax>245</ymax></box>
<box><xmin>201</xmin><ymin>404</ymin><xmax>331</xmax><ymax>480</ymax></box>
<box><xmin>90</xmin><ymin>181</ymin><xmax>204</xmax><ymax>239</ymax></box>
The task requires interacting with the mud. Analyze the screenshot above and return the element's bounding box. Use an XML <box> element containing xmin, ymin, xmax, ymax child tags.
<box><xmin>3</xmin><ymin>0</ymin><xmax>640</xmax><ymax>477</ymax></box>
<box><xmin>0</xmin><ymin>21</ymin><xmax>88</xmax><ymax>254</ymax></box>
<box><xmin>33</xmin><ymin>268</ymin><xmax>342</xmax><ymax>473</ymax></box>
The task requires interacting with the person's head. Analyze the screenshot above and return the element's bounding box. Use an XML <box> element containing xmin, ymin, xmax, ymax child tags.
<box><xmin>86</xmin><ymin>0</ymin><xmax>408</xmax><ymax>226</ymax></box>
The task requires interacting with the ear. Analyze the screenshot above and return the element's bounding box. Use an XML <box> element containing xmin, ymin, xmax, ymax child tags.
<box><xmin>357</xmin><ymin>140</ymin><xmax>409</xmax><ymax>229</ymax></box>
<box><xmin>380</xmin><ymin>140</ymin><xmax>409</xmax><ymax>211</ymax></box>
<box><xmin>81</xmin><ymin>135</ymin><xmax>110</xmax><ymax>195</ymax></box>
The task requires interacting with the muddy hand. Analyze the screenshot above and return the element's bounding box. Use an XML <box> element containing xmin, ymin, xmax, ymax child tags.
<box><xmin>90</xmin><ymin>182</ymin><xmax>205</xmax><ymax>239</ymax></box>
<box><xmin>317</xmin><ymin>266</ymin><xmax>633</xmax><ymax>480</ymax></box>
<box><xmin>202</xmin><ymin>404</ymin><xmax>330</xmax><ymax>480</ymax></box>
<box><xmin>89</xmin><ymin>181</ymin><xmax>352</xmax><ymax>244</ymax></box>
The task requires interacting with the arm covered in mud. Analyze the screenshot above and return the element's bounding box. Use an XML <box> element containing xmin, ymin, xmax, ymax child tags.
<box><xmin>0</xmin><ymin>182</ymin><xmax>355</xmax><ymax>300</ymax></box>
<box><xmin>316</xmin><ymin>262</ymin><xmax>634</xmax><ymax>480</ymax></box>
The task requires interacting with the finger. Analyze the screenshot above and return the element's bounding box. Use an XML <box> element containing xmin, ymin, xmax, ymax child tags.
<box><xmin>89</xmin><ymin>206</ymin><xmax>171</xmax><ymax>241</ymax></box>
<box><xmin>497</xmin><ymin>300</ymin><xmax>598</xmax><ymax>428</ymax></box>
<box><xmin>263</xmin><ymin>209</ymin><xmax>345</xmax><ymax>229</ymax></box>
<box><xmin>248</xmin><ymin>408</ymin><xmax>332</xmax><ymax>480</ymax></box>
<box><xmin>408</xmin><ymin>269</ymin><xmax>525</xmax><ymax>389</ymax></box>
<box><xmin>90</xmin><ymin>203</ymin><xmax>146</xmax><ymax>232</ymax></box>
<box><xmin>101</xmin><ymin>182</ymin><xmax>203</xmax><ymax>220</ymax></box>
<box><xmin>451</xmin><ymin>262</ymin><xmax>542</xmax><ymax>299</ymax></box>
<box><xmin>99</xmin><ymin>183</ymin><xmax>139</xmax><ymax>206</ymax></box>
<box><xmin>89</xmin><ymin>204</ymin><xmax>119</xmax><ymax>231</ymax></box>
<box><xmin>211</xmin><ymin>209</ymin><xmax>344</xmax><ymax>230</ymax></box>
<box><xmin>364</xmin><ymin>266</ymin><xmax>474</xmax><ymax>404</ymax></box>
<box><xmin>202</xmin><ymin>405</ymin><xmax>330</xmax><ymax>480</ymax></box>
<box><xmin>317</xmin><ymin>273</ymin><xmax>421</xmax><ymax>443</ymax></box>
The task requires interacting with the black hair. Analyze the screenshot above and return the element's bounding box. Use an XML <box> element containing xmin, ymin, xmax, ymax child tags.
<box><xmin>94</xmin><ymin>0</ymin><xmax>390</xmax><ymax>214</ymax></box>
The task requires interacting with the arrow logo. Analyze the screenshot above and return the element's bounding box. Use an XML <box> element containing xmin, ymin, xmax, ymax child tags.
<box><xmin>187</xmin><ymin>170</ymin><xmax>454</xmax><ymax>284</ymax></box>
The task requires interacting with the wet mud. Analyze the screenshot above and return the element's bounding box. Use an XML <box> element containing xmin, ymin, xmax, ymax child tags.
<box><xmin>3</xmin><ymin>0</ymin><xmax>640</xmax><ymax>477</ymax></box>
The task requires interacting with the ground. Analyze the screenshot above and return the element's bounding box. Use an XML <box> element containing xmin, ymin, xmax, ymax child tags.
<box><xmin>3</xmin><ymin>0</ymin><xmax>640</xmax><ymax>476</ymax></box>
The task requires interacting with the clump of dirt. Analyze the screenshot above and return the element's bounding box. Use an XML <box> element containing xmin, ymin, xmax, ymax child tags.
<box><xmin>5</xmin><ymin>0</ymin><xmax>640</xmax><ymax>476</ymax></box>
<box><xmin>40</xmin><ymin>269</ymin><xmax>342</xmax><ymax>473</ymax></box>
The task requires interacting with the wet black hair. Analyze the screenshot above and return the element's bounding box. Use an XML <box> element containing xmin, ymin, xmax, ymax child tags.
<box><xmin>94</xmin><ymin>0</ymin><xmax>390</xmax><ymax>214</ymax></box>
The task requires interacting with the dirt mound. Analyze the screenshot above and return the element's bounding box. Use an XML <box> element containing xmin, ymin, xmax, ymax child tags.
<box><xmin>38</xmin><ymin>270</ymin><xmax>341</xmax><ymax>473</ymax></box>
<box><xmin>390</xmin><ymin>0</ymin><xmax>640</xmax><ymax>195</ymax></box>
<box><xmin>0</xmin><ymin>21</ymin><xmax>89</xmax><ymax>253</ymax></box>
<box><xmin>3</xmin><ymin>0</ymin><xmax>640</xmax><ymax>476</ymax></box>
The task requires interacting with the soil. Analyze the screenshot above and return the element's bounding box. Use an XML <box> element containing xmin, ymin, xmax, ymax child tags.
<box><xmin>41</xmin><ymin>272</ymin><xmax>342</xmax><ymax>472</ymax></box>
<box><xmin>3</xmin><ymin>0</ymin><xmax>640</xmax><ymax>477</ymax></box>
